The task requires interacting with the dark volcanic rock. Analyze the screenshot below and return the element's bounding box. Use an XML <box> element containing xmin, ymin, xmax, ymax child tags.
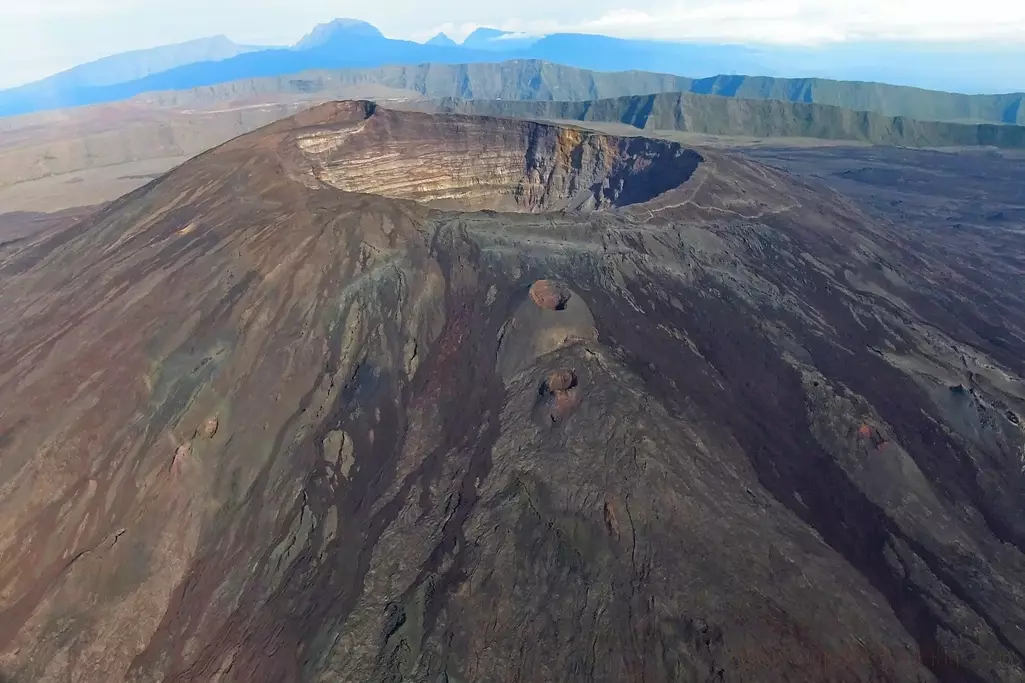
<box><xmin>0</xmin><ymin>101</ymin><xmax>1024</xmax><ymax>683</ymax></box>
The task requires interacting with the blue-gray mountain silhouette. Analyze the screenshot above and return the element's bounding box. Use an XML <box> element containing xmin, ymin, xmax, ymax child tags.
<box><xmin>0</xmin><ymin>35</ymin><xmax>265</xmax><ymax>114</ymax></box>
<box><xmin>295</xmin><ymin>19</ymin><xmax>385</xmax><ymax>49</ymax></box>
<box><xmin>1</xmin><ymin>19</ymin><xmax>1024</xmax><ymax>117</ymax></box>
<box><xmin>461</xmin><ymin>28</ymin><xmax>539</xmax><ymax>51</ymax></box>
<box><xmin>426</xmin><ymin>33</ymin><xmax>458</xmax><ymax>47</ymax></box>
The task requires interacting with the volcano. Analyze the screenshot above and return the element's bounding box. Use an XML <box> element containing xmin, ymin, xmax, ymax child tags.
<box><xmin>0</xmin><ymin>101</ymin><xmax>1023</xmax><ymax>683</ymax></box>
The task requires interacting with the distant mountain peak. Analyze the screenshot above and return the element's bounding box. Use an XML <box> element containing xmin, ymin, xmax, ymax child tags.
<box><xmin>426</xmin><ymin>32</ymin><xmax>458</xmax><ymax>47</ymax></box>
<box><xmin>462</xmin><ymin>28</ymin><xmax>511</xmax><ymax>43</ymax></box>
<box><xmin>295</xmin><ymin>18</ymin><xmax>385</xmax><ymax>49</ymax></box>
<box><xmin>461</xmin><ymin>27</ymin><xmax>541</xmax><ymax>51</ymax></box>
<box><xmin>461</xmin><ymin>28</ymin><xmax>512</xmax><ymax>47</ymax></box>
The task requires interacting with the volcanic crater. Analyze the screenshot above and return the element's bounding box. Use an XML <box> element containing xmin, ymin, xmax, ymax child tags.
<box><xmin>287</xmin><ymin>100</ymin><xmax>702</xmax><ymax>212</ymax></box>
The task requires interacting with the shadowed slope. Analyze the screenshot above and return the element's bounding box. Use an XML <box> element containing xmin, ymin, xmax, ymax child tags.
<box><xmin>0</xmin><ymin>102</ymin><xmax>1023</xmax><ymax>683</ymax></box>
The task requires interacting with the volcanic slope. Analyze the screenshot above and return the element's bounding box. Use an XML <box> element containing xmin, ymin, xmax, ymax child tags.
<box><xmin>1</xmin><ymin>101</ymin><xmax>1024</xmax><ymax>683</ymax></box>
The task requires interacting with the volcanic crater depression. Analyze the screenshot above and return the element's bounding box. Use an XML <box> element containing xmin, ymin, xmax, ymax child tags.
<box><xmin>289</xmin><ymin>101</ymin><xmax>702</xmax><ymax>212</ymax></box>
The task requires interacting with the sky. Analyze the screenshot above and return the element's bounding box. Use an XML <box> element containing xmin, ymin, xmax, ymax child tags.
<box><xmin>2</xmin><ymin>0</ymin><xmax>1025</xmax><ymax>87</ymax></box>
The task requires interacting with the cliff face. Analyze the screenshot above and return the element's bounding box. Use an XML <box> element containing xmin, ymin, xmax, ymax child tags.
<box><xmin>0</xmin><ymin>101</ymin><xmax>1023</xmax><ymax>683</ymax></box>
<box><xmin>434</xmin><ymin>93</ymin><xmax>1025</xmax><ymax>149</ymax></box>
<box><xmin>289</xmin><ymin>103</ymin><xmax>701</xmax><ymax>212</ymax></box>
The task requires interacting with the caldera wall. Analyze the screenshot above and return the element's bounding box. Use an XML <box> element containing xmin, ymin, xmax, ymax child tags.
<box><xmin>288</xmin><ymin>102</ymin><xmax>701</xmax><ymax>212</ymax></box>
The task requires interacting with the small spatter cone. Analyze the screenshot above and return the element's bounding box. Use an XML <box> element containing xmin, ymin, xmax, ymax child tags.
<box><xmin>171</xmin><ymin>441</ymin><xmax>191</xmax><ymax>472</ymax></box>
<box><xmin>857</xmin><ymin>423</ymin><xmax>888</xmax><ymax>450</ymax></box>
<box><xmin>547</xmin><ymin>369</ymin><xmax>577</xmax><ymax>392</ymax></box>
<box><xmin>551</xmin><ymin>388</ymin><xmax>583</xmax><ymax>420</ymax></box>
<box><xmin>529</xmin><ymin>280</ymin><xmax>571</xmax><ymax>311</ymax></box>
<box><xmin>200</xmin><ymin>416</ymin><xmax>219</xmax><ymax>439</ymax></box>
<box><xmin>542</xmin><ymin>369</ymin><xmax>582</xmax><ymax>423</ymax></box>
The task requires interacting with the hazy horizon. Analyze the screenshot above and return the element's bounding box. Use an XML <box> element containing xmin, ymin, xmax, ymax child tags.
<box><xmin>3</xmin><ymin>1</ymin><xmax>1025</xmax><ymax>89</ymax></box>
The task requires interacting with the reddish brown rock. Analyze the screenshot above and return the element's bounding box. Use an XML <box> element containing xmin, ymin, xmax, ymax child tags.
<box><xmin>550</xmin><ymin>387</ymin><xmax>583</xmax><ymax>422</ymax></box>
<box><xmin>171</xmin><ymin>441</ymin><xmax>191</xmax><ymax>473</ymax></box>
<box><xmin>200</xmin><ymin>417</ymin><xmax>219</xmax><ymax>439</ymax></box>
<box><xmin>529</xmin><ymin>279</ymin><xmax>571</xmax><ymax>310</ymax></box>
<box><xmin>538</xmin><ymin>369</ymin><xmax>584</xmax><ymax>424</ymax></box>
<box><xmin>547</xmin><ymin>369</ymin><xmax>576</xmax><ymax>392</ymax></box>
<box><xmin>603</xmin><ymin>496</ymin><xmax>621</xmax><ymax>540</ymax></box>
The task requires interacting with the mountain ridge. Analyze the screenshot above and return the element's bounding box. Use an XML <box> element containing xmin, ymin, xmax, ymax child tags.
<box><xmin>461</xmin><ymin>27</ymin><xmax>540</xmax><ymax>51</ymax></box>
<box><xmin>8</xmin><ymin>58</ymin><xmax>1025</xmax><ymax>126</ymax></box>
<box><xmin>431</xmin><ymin>92</ymin><xmax>1025</xmax><ymax>148</ymax></box>
<box><xmin>3</xmin><ymin>19</ymin><xmax>1025</xmax><ymax>117</ymax></box>
<box><xmin>426</xmin><ymin>33</ymin><xmax>458</xmax><ymax>47</ymax></box>
<box><xmin>129</xmin><ymin>60</ymin><xmax>1025</xmax><ymax>126</ymax></box>
<box><xmin>0</xmin><ymin>35</ymin><xmax>265</xmax><ymax>107</ymax></box>
<box><xmin>689</xmin><ymin>74</ymin><xmax>1025</xmax><ymax>124</ymax></box>
<box><xmin>295</xmin><ymin>19</ymin><xmax>386</xmax><ymax>49</ymax></box>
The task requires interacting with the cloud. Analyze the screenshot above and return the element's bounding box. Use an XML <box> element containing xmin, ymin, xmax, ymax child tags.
<box><xmin>2</xmin><ymin>0</ymin><xmax>137</xmax><ymax>18</ymax></box>
<box><xmin>494</xmin><ymin>32</ymin><xmax>540</xmax><ymax>41</ymax></box>
<box><xmin>423</xmin><ymin>0</ymin><xmax>1025</xmax><ymax>46</ymax></box>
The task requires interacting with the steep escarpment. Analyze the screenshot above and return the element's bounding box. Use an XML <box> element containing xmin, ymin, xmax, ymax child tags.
<box><xmin>108</xmin><ymin>61</ymin><xmax>1025</xmax><ymax>125</ymax></box>
<box><xmin>686</xmin><ymin>75</ymin><xmax>1025</xmax><ymax>125</ymax></box>
<box><xmin>433</xmin><ymin>92</ymin><xmax>1025</xmax><ymax>148</ymax></box>
<box><xmin>134</xmin><ymin>60</ymin><xmax>693</xmax><ymax>109</ymax></box>
<box><xmin>0</xmin><ymin>101</ymin><xmax>1023</xmax><ymax>683</ymax></box>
